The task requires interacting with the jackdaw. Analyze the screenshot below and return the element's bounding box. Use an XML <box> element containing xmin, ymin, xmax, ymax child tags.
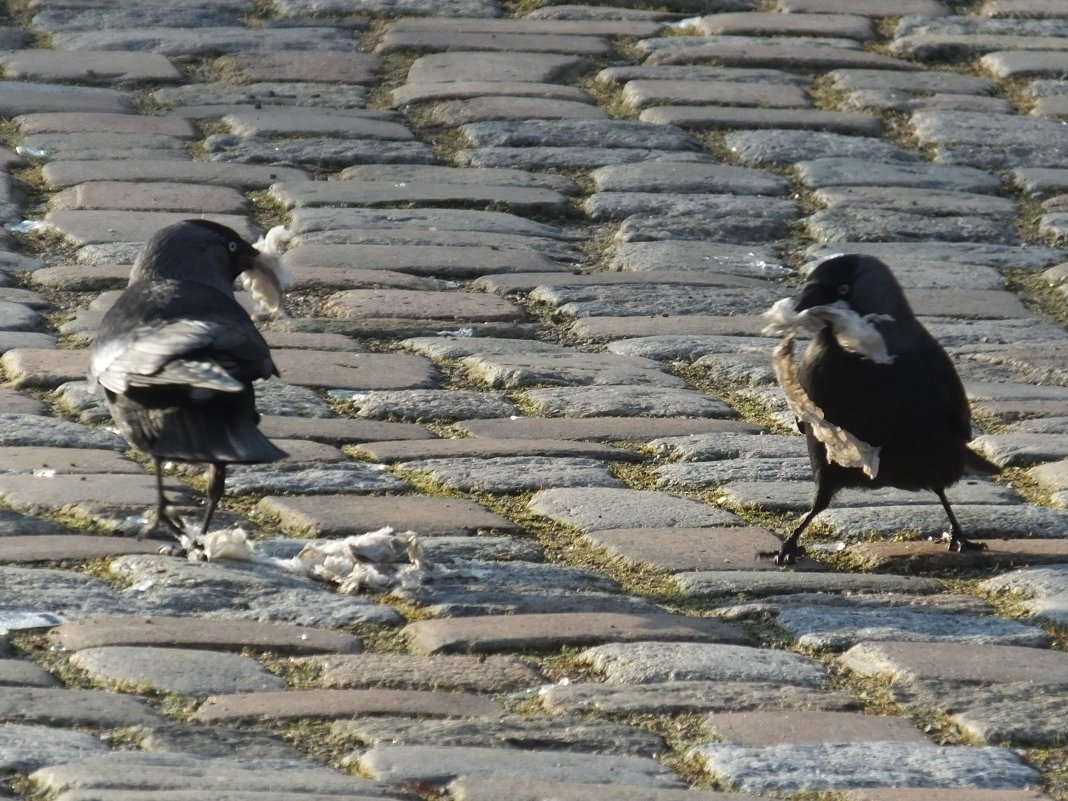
<box><xmin>766</xmin><ymin>253</ymin><xmax>999</xmax><ymax>565</ymax></box>
<box><xmin>88</xmin><ymin>219</ymin><xmax>287</xmax><ymax>540</ymax></box>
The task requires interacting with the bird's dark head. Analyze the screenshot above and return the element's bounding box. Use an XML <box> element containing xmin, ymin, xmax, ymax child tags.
<box><xmin>130</xmin><ymin>219</ymin><xmax>260</xmax><ymax>292</ymax></box>
<box><xmin>796</xmin><ymin>254</ymin><xmax>913</xmax><ymax>319</ymax></box>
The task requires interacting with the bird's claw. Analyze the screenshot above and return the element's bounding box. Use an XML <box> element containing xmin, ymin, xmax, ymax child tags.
<box><xmin>948</xmin><ymin>537</ymin><xmax>987</xmax><ymax>553</ymax></box>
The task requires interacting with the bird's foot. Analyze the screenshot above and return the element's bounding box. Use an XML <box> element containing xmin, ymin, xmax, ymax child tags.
<box><xmin>759</xmin><ymin>544</ymin><xmax>804</xmax><ymax>566</ymax></box>
<box><xmin>140</xmin><ymin>505</ymin><xmax>186</xmax><ymax>540</ymax></box>
<box><xmin>947</xmin><ymin>535</ymin><xmax>987</xmax><ymax>554</ymax></box>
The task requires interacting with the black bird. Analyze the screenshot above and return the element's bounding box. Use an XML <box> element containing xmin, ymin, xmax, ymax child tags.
<box><xmin>88</xmin><ymin>219</ymin><xmax>286</xmax><ymax>540</ymax></box>
<box><xmin>773</xmin><ymin>254</ymin><xmax>999</xmax><ymax>565</ymax></box>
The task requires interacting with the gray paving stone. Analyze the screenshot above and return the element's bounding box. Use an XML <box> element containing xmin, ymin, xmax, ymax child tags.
<box><xmin>725</xmin><ymin>129</ymin><xmax>916</xmax><ymax>165</ymax></box>
<box><xmin>400</xmin><ymin>456</ymin><xmax>624</xmax><ymax>492</ymax></box>
<box><xmin>355</xmin><ymin>745</ymin><xmax>682</xmax><ymax>788</ymax></box>
<box><xmin>521</xmin><ymin>385</ymin><xmax>734</xmax><ymax>418</ymax></box>
<box><xmin>204</xmin><ymin>134</ymin><xmax>436</xmax><ymax>169</ymax></box>
<box><xmin>349</xmin><ymin>389</ymin><xmax>518</xmax><ymax>421</ymax></box>
<box><xmin>813</xmin><ymin>186</ymin><xmax>1017</xmax><ymax>219</ymax></box>
<box><xmin>109</xmin><ymin>556</ymin><xmax>400</xmax><ymax>627</ymax></box>
<box><xmin>0</xmin><ymin>565</ymin><xmax>144</xmax><ymax>620</ymax></box>
<box><xmin>294</xmin><ymin>652</ymin><xmax>542</xmax><ymax>692</ymax></box>
<box><xmin>456</xmin><ymin>145</ymin><xmax>711</xmax><ymax>169</ymax></box>
<box><xmin>219</xmin><ymin>50</ymin><xmax>380</xmax><ymax>84</ymax></box>
<box><xmin>338</xmin><ymin>163</ymin><xmax>580</xmax><ymax>193</ymax></box>
<box><xmin>42</xmin><ymin>210</ymin><xmax>258</xmax><ymax>247</ymax></box>
<box><xmin>776</xmin><ymin>605</ymin><xmax>1050</xmax><ymax>651</ymax></box>
<box><xmin>406</xmin><ymin>51</ymin><xmax>588</xmax><ymax>84</ymax></box>
<box><xmin>0</xmin><ymin>687</ymin><xmax>163</xmax><ymax>727</ymax></box>
<box><xmin>30</xmin><ymin>5</ymin><xmax>246</xmax><ymax>31</ymax></box>
<box><xmin>606</xmin><ymin>240</ymin><xmax>785</xmax><ymax>277</ymax></box>
<box><xmin>980</xmin><ymin>49</ymin><xmax>1068</xmax><ymax>78</ymax></box>
<box><xmin>0</xmin><ymin>50</ymin><xmax>181</xmax><ymax>86</ymax></box>
<box><xmin>598</xmin><ymin>64</ymin><xmax>809</xmax><ymax>86</ymax></box>
<box><xmin>289</xmin><ymin>206</ymin><xmax>570</xmax><ymax>241</ymax></box>
<box><xmin>606</xmin><ymin>334</ymin><xmax>777</xmax><ymax>362</ymax></box>
<box><xmin>69</xmin><ymin>646</ymin><xmax>285</xmax><ymax>696</ymax></box>
<box><xmin>972</xmin><ymin>433</ymin><xmax>1068</xmax><ymax>466</ymax></box>
<box><xmin>839</xmin><ymin>640</ymin><xmax>1068</xmax><ymax>685</ymax></box>
<box><xmin>912</xmin><ymin>109</ymin><xmax>1068</xmax><ymax>169</ymax></box>
<box><xmin>353</xmin><ymin>438</ymin><xmax>632</xmax><ymax>463</ymax></box>
<box><xmin>0</xmin><ymin>724</ymin><xmax>108</xmax><ymax>772</ymax></box>
<box><xmin>591</xmin><ymin>161</ymin><xmax>786</xmax><ymax>195</ymax></box>
<box><xmin>42</xmin><ymin>160</ymin><xmax>306</xmax><ymax>191</ymax></box>
<box><xmin>154</xmin><ymin>82</ymin><xmax>369</xmax><ymax>111</ymax></box>
<box><xmin>622</xmin><ymin>78</ymin><xmax>809</xmax><ymax>110</ymax></box>
<box><xmin>982</xmin><ymin>564</ymin><xmax>1068</xmax><ymax>624</ymax></box>
<box><xmin>689</xmin><ymin>741</ymin><xmax>1039</xmax><ymax>794</ymax></box>
<box><xmin>531</xmin><ymin>486</ymin><xmax>740</xmax><ymax>531</ymax></box>
<box><xmin>585</xmin><ymin>192</ymin><xmax>798</xmax><ymax>228</ymax></box>
<box><xmin>532</xmin><ymin>282</ymin><xmax>784</xmax><ymax>318</ymax></box>
<box><xmin>697</xmin><ymin>10</ymin><xmax>873</xmax><ymax>37</ymax></box>
<box><xmin>0</xmin><ymin>658</ymin><xmax>57</xmax><ymax>687</ymax></box>
<box><xmin>29</xmin><ymin>751</ymin><xmax>394</xmax><ymax>797</ymax></box>
<box><xmin>0</xmin><ymin>413</ymin><xmax>123</xmax><ymax>450</ymax></box>
<box><xmin>641</xmin><ymin>105</ymin><xmax>882</xmax><ymax>136</ymax></box>
<box><xmin>796</xmin><ymin>158</ymin><xmax>1002</xmax><ymax>193</ymax></box>
<box><xmin>284</xmin><ymin>243</ymin><xmax>566</xmax><ymax>278</ymax></box>
<box><xmin>377</xmin><ymin>31</ymin><xmax>611</xmax><ymax>56</ymax></box>
<box><xmin>50</xmin><ymin>26</ymin><xmax>354</xmax><ymax>56</ymax></box>
<box><xmin>539</xmin><ymin>680</ymin><xmax>858</xmax><ymax>716</ymax></box>
<box><xmin>461</xmin><ymin>118</ymin><xmax>698</xmax><ymax>150</ymax></box>
<box><xmin>258</xmin><ymin>494</ymin><xmax>519</xmax><ymax>538</ymax></box>
<box><xmin>675</xmin><ymin>571</ymin><xmax>943</xmax><ymax>598</ymax></box>
<box><xmin>649</xmin><ymin>432</ymin><xmax>807</xmax><ymax>461</ymax></box>
<box><xmin>805</xmin><ymin>241</ymin><xmax>1064</xmax><ymax>270</ymax></box>
<box><xmin>584</xmin><ymin>526</ymin><xmax>791</xmax><ymax>572</ymax></box>
<box><xmin>462</xmin><ymin>350</ymin><xmax>682</xmax><ymax>389</ymax></box>
<box><xmin>579</xmin><ymin>641</ymin><xmax>828</xmax><ymax>686</ymax></box>
<box><xmin>224</xmin><ymin>108</ymin><xmax>411</xmax><ymax>139</ymax></box>
<box><xmin>15</xmin><ymin>111</ymin><xmax>195</xmax><ymax>138</ymax></box>
<box><xmin>51</xmin><ymin>181</ymin><xmax>248</xmax><ymax>214</ymax></box>
<box><xmin>385</xmin><ymin>16</ymin><xmax>663</xmax><ymax>37</ymax></box>
<box><xmin>136</xmin><ymin>723</ymin><xmax>302</xmax><ymax>761</ymax></box>
<box><xmin>705</xmin><ymin>709</ymin><xmax>928</xmax><ymax>745</ymax></box>
<box><xmin>814</xmin><ymin>503</ymin><xmax>1068</xmax><ymax>541</ymax></box>
<box><xmin>225</xmin><ymin>461</ymin><xmax>408</xmax><ymax>496</ymax></box>
<box><xmin>658</xmin><ymin>457</ymin><xmax>813</xmax><ymax>487</ymax></box>
<box><xmin>336</xmin><ymin>713</ymin><xmax>664</xmax><ymax>756</ymax></box>
<box><xmin>807</xmin><ymin>207</ymin><xmax>1018</xmax><ymax>245</ymax></box>
<box><xmin>641</xmin><ymin>37</ymin><xmax>914</xmax><ymax>70</ymax></box>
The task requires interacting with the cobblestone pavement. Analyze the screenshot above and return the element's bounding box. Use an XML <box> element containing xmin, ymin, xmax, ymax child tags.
<box><xmin>1</xmin><ymin>0</ymin><xmax>1068</xmax><ymax>799</ymax></box>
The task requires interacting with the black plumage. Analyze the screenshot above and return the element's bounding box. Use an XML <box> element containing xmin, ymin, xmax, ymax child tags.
<box><xmin>774</xmin><ymin>254</ymin><xmax>999</xmax><ymax>565</ymax></box>
<box><xmin>88</xmin><ymin>219</ymin><xmax>286</xmax><ymax>540</ymax></box>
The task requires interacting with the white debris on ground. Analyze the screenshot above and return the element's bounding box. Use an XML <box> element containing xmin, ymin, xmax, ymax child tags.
<box><xmin>245</xmin><ymin>225</ymin><xmax>295</xmax><ymax>319</ymax></box>
<box><xmin>762</xmin><ymin>297</ymin><xmax>894</xmax><ymax>480</ymax></box>
<box><xmin>178</xmin><ymin>525</ymin><xmax>431</xmax><ymax>593</ymax></box>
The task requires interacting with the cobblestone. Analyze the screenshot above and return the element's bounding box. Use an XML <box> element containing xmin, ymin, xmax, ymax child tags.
<box><xmin>1</xmin><ymin>2</ymin><xmax>1067</xmax><ymax>798</ymax></box>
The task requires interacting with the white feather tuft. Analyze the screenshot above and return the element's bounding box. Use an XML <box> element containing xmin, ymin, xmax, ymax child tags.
<box><xmin>244</xmin><ymin>225</ymin><xmax>295</xmax><ymax>320</ymax></box>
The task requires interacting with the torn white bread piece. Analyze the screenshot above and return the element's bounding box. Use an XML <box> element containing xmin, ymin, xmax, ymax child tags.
<box><xmin>244</xmin><ymin>225</ymin><xmax>295</xmax><ymax>319</ymax></box>
<box><xmin>762</xmin><ymin>297</ymin><xmax>895</xmax><ymax>365</ymax></box>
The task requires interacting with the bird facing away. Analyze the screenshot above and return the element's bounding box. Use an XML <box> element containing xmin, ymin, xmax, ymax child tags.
<box><xmin>770</xmin><ymin>254</ymin><xmax>999</xmax><ymax>565</ymax></box>
<box><xmin>88</xmin><ymin>219</ymin><xmax>287</xmax><ymax>540</ymax></box>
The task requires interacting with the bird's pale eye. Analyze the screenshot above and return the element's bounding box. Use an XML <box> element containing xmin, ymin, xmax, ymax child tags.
<box><xmin>836</xmin><ymin>283</ymin><xmax>850</xmax><ymax>296</ymax></box>
<box><xmin>228</xmin><ymin>241</ymin><xmax>238</xmax><ymax>253</ymax></box>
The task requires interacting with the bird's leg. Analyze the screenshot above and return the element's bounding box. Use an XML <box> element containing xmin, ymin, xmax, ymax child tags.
<box><xmin>937</xmin><ymin>489</ymin><xmax>986</xmax><ymax>553</ymax></box>
<box><xmin>141</xmin><ymin>458</ymin><xmax>185</xmax><ymax>539</ymax></box>
<box><xmin>773</xmin><ymin>482</ymin><xmax>834</xmax><ymax>565</ymax></box>
<box><xmin>200</xmin><ymin>463</ymin><xmax>227</xmax><ymax>536</ymax></box>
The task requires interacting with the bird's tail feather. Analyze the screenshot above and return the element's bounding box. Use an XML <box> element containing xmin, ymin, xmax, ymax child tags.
<box><xmin>151</xmin><ymin>407</ymin><xmax>286</xmax><ymax>464</ymax></box>
<box><xmin>964</xmin><ymin>446</ymin><xmax>1001</xmax><ymax>476</ymax></box>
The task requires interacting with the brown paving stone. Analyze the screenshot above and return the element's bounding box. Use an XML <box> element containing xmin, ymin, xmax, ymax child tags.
<box><xmin>847</xmin><ymin>790</ymin><xmax>1055</xmax><ymax>801</ymax></box>
<box><xmin>622</xmin><ymin>79</ymin><xmax>810</xmax><ymax>110</ymax></box>
<box><xmin>262</xmin><ymin>332</ymin><xmax>362</xmax><ymax>351</ymax></box>
<box><xmin>475</xmin><ymin>271</ymin><xmax>770</xmax><ymax>295</ymax></box>
<box><xmin>41</xmin><ymin>160</ymin><xmax>306</xmax><ymax>190</ymax></box>
<box><xmin>28</xmin><ymin>264</ymin><xmax>129</xmax><ymax>291</ymax></box>
<box><xmin>583</xmin><ymin>526</ymin><xmax>793</xmax><ymax>572</ymax></box>
<box><xmin>644</xmin><ymin>43</ymin><xmax>915</xmax><ymax>70</ymax></box>
<box><xmin>271</xmin><ymin>180</ymin><xmax>568</xmax><ymax>216</ymax></box>
<box><xmin>639</xmin><ymin>106</ymin><xmax>883</xmax><ymax>135</ymax></box>
<box><xmin>849</xmin><ymin>538</ymin><xmax>1068</xmax><ymax>570</ymax></box>
<box><xmin>15</xmin><ymin>112</ymin><xmax>197</xmax><ymax>137</ymax></box>
<box><xmin>270</xmin><ymin>350</ymin><xmax>438</xmax><ymax>390</ymax></box>
<box><xmin>451</xmin><ymin>779</ymin><xmax>763</xmax><ymax>801</ymax></box>
<box><xmin>0</xmin><ymin>535</ymin><xmax>163</xmax><ymax>563</ymax></box>
<box><xmin>404</xmin><ymin>612</ymin><xmax>754</xmax><ymax>655</ymax></box>
<box><xmin>570</xmin><ymin>315</ymin><xmax>767</xmax><ymax>340</ymax></box>
<box><xmin>982</xmin><ymin>0</ymin><xmax>1068</xmax><ymax>16</ymax></box>
<box><xmin>0</xmin><ymin>388</ymin><xmax>46</xmax><ymax>415</ymax></box>
<box><xmin>407</xmin><ymin>51</ymin><xmax>589</xmax><ymax>84</ymax></box>
<box><xmin>43</xmin><ymin>210</ymin><xmax>258</xmax><ymax>247</ymax></box>
<box><xmin>908</xmin><ymin>289</ymin><xmax>1032</xmax><ymax>319</ymax></box>
<box><xmin>0</xmin><ymin>51</ymin><xmax>181</xmax><ymax>85</ymax></box>
<box><xmin>257</xmin><ymin>494</ymin><xmax>520</xmax><ymax>537</ymax></box>
<box><xmin>699</xmin><ymin>12</ymin><xmax>874</xmax><ymax>39</ymax></box>
<box><xmin>388</xmin><ymin>17</ymin><xmax>662</xmax><ymax>37</ymax></box>
<box><xmin>0</xmin><ymin>447</ymin><xmax>138</xmax><ymax>475</ymax></box>
<box><xmin>287</xmin><ymin>267</ymin><xmax>443</xmax><ymax>291</ymax></box>
<box><xmin>432</xmin><ymin>97</ymin><xmax>608</xmax><ymax>125</ymax></box>
<box><xmin>0</xmin><ymin>348</ymin><xmax>87</xmax><ymax>389</ymax></box>
<box><xmin>193</xmin><ymin>688</ymin><xmax>503</xmax><ymax>723</ymax></box>
<box><xmin>272</xmin><ymin>439</ymin><xmax>346</xmax><ymax>464</ymax></box>
<box><xmin>704</xmin><ymin>710</ymin><xmax>929</xmax><ymax>745</ymax></box>
<box><xmin>455</xmin><ymin>417</ymin><xmax>763</xmax><ymax>441</ymax></box>
<box><xmin>50</xmin><ymin>182</ymin><xmax>248</xmax><ymax>214</ymax></box>
<box><xmin>258</xmin><ymin>416</ymin><xmax>433</xmax><ymax>444</ymax></box>
<box><xmin>351</xmin><ymin>438</ymin><xmax>636</xmax><ymax>463</ymax></box>
<box><xmin>292</xmin><ymin>653</ymin><xmax>543</xmax><ymax>693</ymax></box>
<box><xmin>284</xmin><ymin>243</ymin><xmax>564</xmax><ymax>279</ymax></box>
<box><xmin>1030</xmin><ymin>458</ymin><xmax>1068</xmax><ymax>490</ymax></box>
<box><xmin>0</xmin><ymin>83</ymin><xmax>132</xmax><ymax>116</ymax></box>
<box><xmin>776</xmin><ymin>0</ymin><xmax>949</xmax><ymax>13</ymax></box>
<box><xmin>393</xmin><ymin>81</ymin><xmax>594</xmax><ymax>107</ymax></box>
<box><xmin>219</xmin><ymin>51</ymin><xmax>382</xmax><ymax>84</ymax></box>
<box><xmin>839</xmin><ymin>641</ymin><xmax>1068</xmax><ymax>685</ymax></box>
<box><xmin>324</xmin><ymin>290</ymin><xmax>525</xmax><ymax>323</ymax></box>
<box><xmin>377</xmin><ymin>31</ymin><xmax>611</xmax><ymax>56</ymax></box>
<box><xmin>48</xmin><ymin>616</ymin><xmax>362</xmax><ymax>654</ymax></box>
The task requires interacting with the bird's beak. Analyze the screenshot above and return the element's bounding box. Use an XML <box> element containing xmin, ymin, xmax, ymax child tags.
<box><xmin>794</xmin><ymin>280</ymin><xmax>830</xmax><ymax>312</ymax></box>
